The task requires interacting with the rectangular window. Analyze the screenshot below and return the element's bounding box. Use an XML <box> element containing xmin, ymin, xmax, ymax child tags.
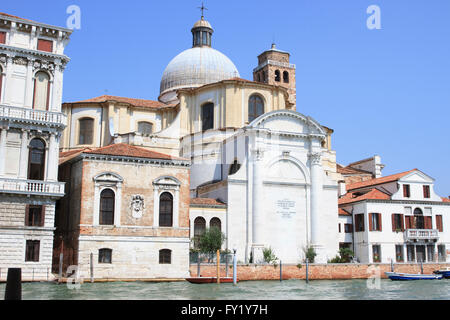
<box><xmin>369</xmin><ymin>213</ymin><xmax>382</xmax><ymax>231</ymax></box>
<box><xmin>395</xmin><ymin>245</ymin><xmax>404</xmax><ymax>262</ymax></box>
<box><xmin>338</xmin><ymin>223</ymin><xmax>341</xmax><ymax>233</ymax></box>
<box><xmin>98</xmin><ymin>248</ymin><xmax>112</xmax><ymax>264</ymax></box>
<box><xmin>438</xmin><ymin>245</ymin><xmax>446</xmax><ymax>262</ymax></box>
<box><xmin>0</xmin><ymin>32</ymin><xmax>5</xmax><ymax>44</ymax></box>
<box><xmin>344</xmin><ymin>224</ymin><xmax>353</xmax><ymax>233</ymax></box>
<box><xmin>427</xmin><ymin>245</ymin><xmax>435</xmax><ymax>262</ymax></box>
<box><xmin>355</xmin><ymin>214</ymin><xmax>365</xmax><ymax>232</ymax></box>
<box><xmin>25</xmin><ymin>205</ymin><xmax>44</xmax><ymax>227</ymax></box>
<box><xmin>201</xmin><ymin>103</ymin><xmax>214</xmax><ymax>131</ymax></box>
<box><xmin>403</xmin><ymin>184</ymin><xmax>410</xmax><ymax>198</ymax></box>
<box><xmin>25</xmin><ymin>240</ymin><xmax>40</xmax><ymax>262</ymax></box>
<box><xmin>423</xmin><ymin>185</ymin><xmax>430</xmax><ymax>198</ymax></box>
<box><xmin>392</xmin><ymin>214</ymin><xmax>404</xmax><ymax>232</ymax></box>
<box><xmin>37</xmin><ymin>39</ymin><xmax>53</xmax><ymax>52</ymax></box>
<box><xmin>372</xmin><ymin>245</ymin><xmax>381</xmax><ymax>263</ymax></box>
<box><xmin>407</xmin><ymin>245</ymin><xmax>415</xmax><ymax>262</ymax></box>
<box><xmin>436</xmin><ymin>215</ymin><xmax>443</xmax><ymax>232</ymax></box>
<box><xmin>404</xmin><ymin>207</ymin><xmax>412</xmax><ymax>215</ymax></box>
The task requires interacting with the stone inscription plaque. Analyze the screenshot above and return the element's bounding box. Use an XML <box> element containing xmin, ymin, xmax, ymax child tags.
<box><xmin>276</xmin><ymin>199</ymin><xmax>296</xmax><ymax>219</ymax></box>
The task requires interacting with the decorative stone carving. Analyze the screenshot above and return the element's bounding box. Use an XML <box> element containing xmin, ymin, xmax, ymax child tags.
<box><xmin>13</xmin><ymin>57</ymin><xmax>27</xmax><ymax>66</ymax></box>
<box><xmin>131</xmin><ymin>195</ymin><xmax>144</xmax><ymax>219</ymax></box>
<box><xmin>33</xmin><ymin>60</ymin><xmax>55</xmax><ymax>76</ymax></box>
<box><xmin>251</xmin><ymin>148</ymin><xmax>265</xmax><ymax>161</ymax></box>
<box><xmin>308</xmin><ymin>152</ymin><xmax>322</xmax><ymax>165</ymax></box>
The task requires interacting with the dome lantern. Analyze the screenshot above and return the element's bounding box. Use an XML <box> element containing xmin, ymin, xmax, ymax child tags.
<box><xmin>191</xmin><ymin>16</ymin><xmax>213</xmax><ymax>48</ymax></box>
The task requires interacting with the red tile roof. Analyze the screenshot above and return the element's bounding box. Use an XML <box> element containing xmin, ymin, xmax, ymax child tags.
<box><xmin>346</xmin><ymin>169</ymin><xmax>417</xmax><ymax>191</ymax></box>
<box><xmin>0</xmin><ymin>12</ymin><xmax>35</xmax><ymax>23</ymax></box>
<box><xmin>339</xmin><ymin>188</ymin><xmax>391</xmax><ymax>205</ymax></box>
<box><xmin>65</xmin><ymin>95</ymin><xmax>176</xmax><ymax>109</ymax></box>
<box><xmin>442</xmin><ymin>197</ymin><xmax>450</xmax><ymax>203</ymax></box>
<box><xmin>83</xmin><ymin>143</ymin><xmax>186</xmax><ymax>161</ymax></box>
<box><xmin>190</xmin><ymin>198</ymin><xmax>226</xmax><ymax>207</ymax></box>
<box><xmin>339</xmin><ymin>208</ymin><xmax>351</xmax><ymax>216</ymax></box>
<box><xmin>59</xmin><ymin>148</ymin><xmax>91</xmax><ymax>165</ymax></box>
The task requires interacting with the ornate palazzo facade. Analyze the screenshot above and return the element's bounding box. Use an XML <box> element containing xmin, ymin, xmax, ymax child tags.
<box><xmin>0</xmin><ymin>13</ymin><xmax>71</xmax><ymax>281</ymax></box>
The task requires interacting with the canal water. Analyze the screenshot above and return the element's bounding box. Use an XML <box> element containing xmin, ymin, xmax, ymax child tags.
<box><xmin>0</xmin><ymin>279</ymin><xmax>449</xmax><ymax>300</ymax></box>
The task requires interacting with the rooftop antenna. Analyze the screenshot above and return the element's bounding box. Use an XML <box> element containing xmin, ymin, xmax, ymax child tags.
<box><xmin>198</xmin><ymin>2</ymin><xmax>208</xmax><ymax>19</ymax></box>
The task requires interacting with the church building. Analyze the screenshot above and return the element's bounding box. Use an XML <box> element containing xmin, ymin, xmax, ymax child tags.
<box><xmin>59</xmin><ymin>14</ymin><xmax>341</xmax><ymax>267</ymax></box>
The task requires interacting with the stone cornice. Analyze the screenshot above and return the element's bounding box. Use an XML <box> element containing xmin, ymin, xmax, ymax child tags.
<box><xmin>65</xmin><ymin>153</ymin><xmax>191</xmax><ymax>168</ymax></box>
<box><xmin>0</xmin><ymin>44</ymin><xmax>70</xmax><ymax>64</ymax></box>
<box><xmin>0</xmin><ymin>14</ymin><xmax>73</xmax><ymax>35</ymax></box>
<box><xmin>340</xmin><ymin>198</ymin><xmax>450</xmax><ymax>207</ymax></box>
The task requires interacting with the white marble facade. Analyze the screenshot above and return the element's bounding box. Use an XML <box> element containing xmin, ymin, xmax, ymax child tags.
<box><xmin>193</xmin><ymin>110</ymin><xmax>339</xmax><ymax>264</ymax></box>
<box><xmin>0</xmin><ymin>13</ymin><xmax>71</xmax><ymax>280</ymax></box>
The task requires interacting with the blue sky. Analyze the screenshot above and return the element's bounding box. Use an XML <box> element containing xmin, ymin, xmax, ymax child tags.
<box><xmin>3</xmin><ymin>0</ymin><xmax>450</xmax><ymax>196</ymax></box>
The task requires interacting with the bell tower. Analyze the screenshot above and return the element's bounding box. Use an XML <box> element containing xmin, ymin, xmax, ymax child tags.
<box><xmin>253</xmin><ymin>44</ymin><xmax>296</xmax><ymax>105</ymax></box>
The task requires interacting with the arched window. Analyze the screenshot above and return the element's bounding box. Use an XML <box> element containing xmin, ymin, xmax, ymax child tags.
<box><xmin>414</xmin><ymin>208</ymin><xmax>424</xmax><ymax>229</ymax></box>
<box><xmin>201</xmin><ymin>103</ymin><xmax>214</xmax><ymax>131</ymax></box>
<box><xmin>283</xmin><ymin>71</ymin><xmax>289</xmax><ymax>83</ymax></box>
<box><xmin>256</xmin><ymin>73</ymin><xmax>260</xmax><ymax>82</ymax></box>
<box><xmin>229</xmin><ymin>159</ymin><xmax>241</xmax><ymax>175</ymax></box>
<box><xmin>194</xmin><ymin>217</ymin><xmax>206</xmax><ymax>248</ymax></box>
<box><xmin>159</xmin><ymin>249</ymin><xmax>172</xmax><ymax>264</ymax></box>
<box><xmin>275</xmin><ymin>70</ymin><xmax>281</xmax><ymax>82</ymax></box>
<box><xmin>28</xmin><ymin>138</ymin><xmax>46</xmax><ymax>181</ymax></box>
<box><xmin>98</xmin><ymin>248</ymin><xmax>112</xmax><ymax>264</ymax></box>
<box><xmin>78</xmin><ymin>118</ymin><xmax>94</xmax><ymax>145</ymax></box>
<box><xmin>159</xmin><ymin>192</ymin><xmax>173</xmax><ymax>227</ymax></box>
<box><xmin>262</xmin><ymin>71</ymin><xmax>266</xmax><ymax>83</ymax></box>
<box><xmin>210</xmin><ymin>218</ymin><xmax>221</xmax><ymax>232</ymax></box>
<box><xmin>137</xmin><ymin>121</ymin><xmax>153</xmax><ymax>136</ymax></box>
<box><xmin>33</xmin><ymin>71</ymin><xmax>50</xmax><ymax>110</ymax></box>
<box><xmin>248</xmin><ymin>95</ymin><xmax>264</xmax><ymax>123</ymax></box>
<box><xmin>100</xmin><ymin>189</ymin><xmax>115</xmax><ymax>225</ymax></box>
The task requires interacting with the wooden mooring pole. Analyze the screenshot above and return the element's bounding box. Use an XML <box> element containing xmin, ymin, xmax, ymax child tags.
<box><xmin>58</xmin><ymin>253</ymin><xmax>63</xmax><ymax>281</ymax></box>
<box><xmin>233</xmin><ymin>249</ymin><xmax>237</xmax><ymax>285</ymax></box>
<box><xmin>216</xmin><ymin>250</ymin><xmax>220</xmax><ymax>284</ymax></box>
<box><xmin>90</xmin><ymin>253</ymin><xmax>94</xmax><ymax>283</ymax></box>
<box><xmin>306</xmin><ymin>258</ymin><xmax>309</xmax><ymax>283</ymax></box>
<box><xmin>5</xmin><ymin>268</ymin><xmax>21</xmax><ymax>300</ymax></box>
<box><xmin>280</xmin><ymin>260</ymin><xmax>282</xmax><ymax>282</ymax></box>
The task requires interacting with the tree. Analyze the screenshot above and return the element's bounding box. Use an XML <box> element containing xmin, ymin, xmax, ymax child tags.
<box><xmin>303</xmin><ymin>245</ymin><xmax>317</xmax><ymax>263</ymax></box>
<box><xmin>262</xmin><ymin>247</ymin><xmax>278</xmax><ymax>266</ymax></box>
<box><xmin>196</xmin><ymin>228</ymin><xmax>226</xmax><ymax>262</ymax></box>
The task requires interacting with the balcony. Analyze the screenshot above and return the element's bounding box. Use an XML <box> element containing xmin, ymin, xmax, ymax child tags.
<box><xmin>404</xmin><ymin>229</ymin><xmax>439</xmax><ymax>241</ymax></box>
<box><xmin>0</xmin><ymin>178</ymin><xmax>65</xmax><ymax>197</ymax></box>
<box><xmin>0</xmin><ymin>104</ymin><xmax>67</xmax><ymax>128</ymax></box>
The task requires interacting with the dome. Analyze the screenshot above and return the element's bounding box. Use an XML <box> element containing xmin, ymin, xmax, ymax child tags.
<box><xmin>159</xmin><ymin>17</ymin><xmax>240</xmax><ymax>103</ymax></box>
<box><xmin>159</xmin><ymin>47</ymin><xmax>240</xmax><ymax>102</ymax></box>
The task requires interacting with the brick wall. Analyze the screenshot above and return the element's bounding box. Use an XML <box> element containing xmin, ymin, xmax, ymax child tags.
<box><xmin>190</xmin><ymin>263</ymin><xmax>450</xmax><ymax>280</ymax></box>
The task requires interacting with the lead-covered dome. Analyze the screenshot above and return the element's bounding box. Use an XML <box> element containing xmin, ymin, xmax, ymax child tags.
<box><xmin>159</xmin><ymin>17</ymin><xmax>240</xmax><ymax>103</ymax></box>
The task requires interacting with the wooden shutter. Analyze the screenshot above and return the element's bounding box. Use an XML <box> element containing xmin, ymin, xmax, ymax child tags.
<box><xmin>34</xmin><ymin>241</ymin><xmax>40</xmax><ymax>262</ymax></box>
<box><xmin>37</xmin><ymin>39</ymin><xmax>53</xmax><ymax>52</ymax></box>
<box><xmin>40</xmin><ymin>206</ymin><xmax>46</xmax><ymax>227</ymax></box>
<box><xmin>25</xmin><ymin>205</ymin><xmax>30</xmax><ymax>226</ymax></box>
<box><xmin>425</xmin><ymin>216</ymin><xmax>432</xmax><ymax>229</ymax></box>
<box><xmin>369</xmin><ymin>213</ymin><xmax>373</xmax><ymax>231</ymax></box>
<box><xmin>392</xmin><ymin>214</ymin><xmax>396</xmax><ymax>232</ymax></box>
<box><xmin>405</xmin><ymin>216</ymin><xmax>412</xmax><ymax>229</ymax></box>
<box><xmin>436</xmin><ymin>215</ymin><xmax>443</xmax><ymax>232</ymax></box>
<box><xmin>378</xmin><ymin>213</ymin><xmax>382</xmax><ymax>231</ymax></box>
<box><xmin>400</xmin><ymin>214</ymin><xmax>405</xmax><ymax>231</ymax></box>
<box><xmin>0</xmin><ymin>32</ymin><xmax>5</xmax><ymax>44</ymax></box>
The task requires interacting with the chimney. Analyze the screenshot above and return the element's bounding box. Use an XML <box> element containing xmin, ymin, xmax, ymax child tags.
<box><xmin>338</xmin><ymin>181</ymin><xmax>347</xmax><ymax>197</ymax></box>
